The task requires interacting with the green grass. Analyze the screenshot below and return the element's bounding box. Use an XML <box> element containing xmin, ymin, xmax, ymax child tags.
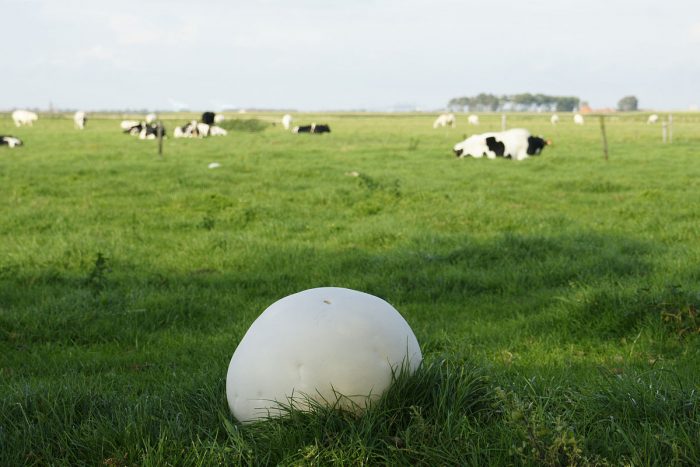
<box><xmin>1</xmin><ymin>112</ymin><xmax>699</xmax><ymax>465</ymax></box>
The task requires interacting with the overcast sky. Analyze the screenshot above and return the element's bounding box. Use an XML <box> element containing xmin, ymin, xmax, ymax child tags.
<box><xmin>2</xmin><ymin>0</ymin><xmax>699</xmax><ymax>111</ymax></box>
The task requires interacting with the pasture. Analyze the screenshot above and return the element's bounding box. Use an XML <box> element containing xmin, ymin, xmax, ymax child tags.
<box><xmin>1</xmin><ymin>112</ymin><xmax>699</xmax><ymax>465</ymax></box>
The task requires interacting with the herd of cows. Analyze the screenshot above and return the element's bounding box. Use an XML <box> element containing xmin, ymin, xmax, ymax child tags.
<box><xmin>120</xmin><ymin>112</ymin><xmax>228</xmax><ymax>140</ymax></box>
<box><xmin>0</xmin><ymin>110</ymin><xmax>664</xmax><ymax>161</ymax></box>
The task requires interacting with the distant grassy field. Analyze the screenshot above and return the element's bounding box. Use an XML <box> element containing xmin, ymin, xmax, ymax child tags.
<box><xmin>1</xmin><ymin>112</ymin><xmax>699</xmax><ymax>465</ymax></box>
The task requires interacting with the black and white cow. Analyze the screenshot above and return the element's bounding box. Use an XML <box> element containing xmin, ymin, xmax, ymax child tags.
<box><xmin>121</xmin><ymin>121</ymin><xmax>143</xmax><ymax>135</ymax></box>
<box><xmin>292</xmin><ymin>123</ymin><xmax>331</xmax><ymax>134</ymax></box>
<box><xmin>453</xmin><ymin>129</ymin><xmax>549</xmax><ymax>161</ymax></box>
<box><xmin>1</xmin><ymin>135</ymin><xmax>23</xmax><ymax>148</ymax></box>
<box><xmin>526</xmin><ymin>136</ymin><xmax>549</xmax><ymax>155</ymax></box>
<box><xmin>173</xmin><ymin>120</ymin><xmax>227</xmax><ymax>138</ymax></box>
<box><xmin>201</xmin><ymin>111</ymin><xmax>216</xmax><ymax>126</ymax></box>
<box><xmin>139</xmin><ymin>123</ymin><xmax>167</xmax><ymax>140</ymax></box>
<box><xmin>174</xmin><ymin>120</ymin><xmax>200</xmax><ymax>138</ymax></box>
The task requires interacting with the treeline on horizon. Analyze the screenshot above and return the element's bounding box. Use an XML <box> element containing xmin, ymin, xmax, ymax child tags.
<box><xmin>448</xmin><ymin>93</ymin><xmax>581</xmax><ymax>112</ymax></box>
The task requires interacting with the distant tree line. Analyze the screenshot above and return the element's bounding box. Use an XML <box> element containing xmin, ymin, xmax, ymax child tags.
<box><xmin>617</xmin><ymin>95</ymin><xmax>638</xmax><ymax>111</ymax></box>
<box><xmin>447</xmin><ymin>93</ymin><xmax>581</xmax><ymax>112</ymax></box>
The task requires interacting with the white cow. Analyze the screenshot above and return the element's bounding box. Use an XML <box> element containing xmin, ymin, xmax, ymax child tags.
<box><xmin>281</xmin><ymin>114</ymin><xmax>293</xmax><ymax>130</ymax></box>
<box><xmin>550</xmin><ymin>114</ymin><xmax>559</xmax><ymax>124</ymax></box>
<box><xmin>209</xmin><ymin>126</ymin><xmax>228</xmax><ymax>136</ymax></box>
<box><xmin>467</xmin><ymin>114</ymin><xmax>480</xmax><ymax>125</ymax></box>
<box><xmin>145</xmin><ymin>113</ymin><xmax>157</xmax><ymax>124</ymax></box>
<box><xmin>433</xmin><ymin>113</ymin><xmax>456</xmax><ymax>128</ymax></box>
<box><xmin>573</xmin><ymin>114</ymin><xmax>584</xmax><ymax>125</ymax></box>
<box><xmin>214</xmin><ymin>114</ymin><xmax>225</xmax><ymax>123</ymax></box>
<box><xmin>12</xmin><ymin>110</ymin><xmax>38</xmax><ymax>127</ymax></box>
<box><xmin>196</xmin><ymin>122</ymin><xmax>211</xmax><ymax>137</ymax></box>
<box><xmin>647</xmin><ymin>114</ymin><xmax>659</xmax><ymax>124</ymax></box>
<box><xmin>74</xmin><ymin>111</ymin><xmax>87</xmax><ymax>130</ymax></box>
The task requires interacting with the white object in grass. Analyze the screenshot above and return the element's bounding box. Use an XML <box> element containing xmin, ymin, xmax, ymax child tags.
<box><xmin>12</xmin><ymin>110</ymin><xmax>38</xmax><ymax>127</ymax></box>
<box><xmin>281</xmin><ymin>114</ymin><xmax>293</xmax><ymax>130</ymax></box>
<box><xmin>226</xmin><ymin>287</ymin><xmax>422</xmax><ymax>423</ymax></box>
<box><xmin>208</xmin><ymin>162</ymin><xmax>221</xmax><ymax>169</ymax></box>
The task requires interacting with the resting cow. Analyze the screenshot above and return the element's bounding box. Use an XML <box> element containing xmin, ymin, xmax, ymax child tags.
<box><xmin>293</xmin><ymin>123</ymin><xmax>331</xmax><ymax>134</ymax></box>
<box><xmin>122</xmin><ymin>121</ymin><xmax>143</xmax><ymax>135</ymax></box>
<box><xmin>174</xmin><ymin>121</ymin><xmax>200</xmax><ymax>138</ymax></box>
<box><xmin>139</xmin><ymin>123</ymin><xmax>167</xmax><ymax>140</ymax></box>
<box><xmin>453</xmin><ymin>129</ymin><xmax>550</xmax><ymax>161</ymax></box>
<box><xmin>174</xmin><ymin>120</ymin><xmax>227</xmax><ymax>138</ymax></box>
<box><xmin>1</xmin><ymin>135</ymin><xmax>23</xmax><ymax>148</ymax></box>
<box><xmin>201</xmin><ymin>112</ymin><xmax>216</xmax><ymax>125</ymax></box>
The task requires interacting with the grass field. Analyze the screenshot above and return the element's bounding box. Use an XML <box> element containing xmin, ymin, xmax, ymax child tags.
<box><xmin>1</xmin><ymin>112</ymin><xmax>699</xmax><ymax>465</ymax></box>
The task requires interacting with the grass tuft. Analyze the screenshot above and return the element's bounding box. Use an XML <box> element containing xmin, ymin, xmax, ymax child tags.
<box><xmin>218</xmin><ymin>118</ymin><xmax>271</xmax><ymax>132</ymax></box>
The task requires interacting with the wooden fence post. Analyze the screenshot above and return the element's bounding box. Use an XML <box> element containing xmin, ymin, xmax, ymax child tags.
<box><xmin>662</xmin><ymin>121</ymin><xmax>668</xmax><ymax>144</ymax></box>
<box><xmin>598</xmin><ymin>115</ymin><xmax>609</xmax><ymax>160</ymax></box>
<box><xmin>668</xmin><ymin>114</ymin><xmax>673</xmax><ymax>144</ymax></box>
<box><xmin>157</xmin><ymin>122</ymin><xmax>164</xmax><ymax>157</ymax></box>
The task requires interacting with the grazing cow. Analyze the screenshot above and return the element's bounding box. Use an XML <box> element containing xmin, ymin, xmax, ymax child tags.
<box><xmin>647</xmin><ymin>114</ymin><xmax>659</xmax><ymax>124</ymax></box>
<box><xmin>1</xmin><ymin>135</ymin><xmax>23</xmax><ymax>148</ymax></box>
<box><xmin>550</xmin><ymin>114</ymin><xmax>559</xmax><ymax>124</ymax></box>
<box><xmin>573</xmin><ymin>114</ymin><xmax>584</xmax><ymax>125</ymax></box>
<box><xmin>12</xmin><ymin>110</ymin><xmax>38</xmax><ymax>127</ymax></box>
<box><xmin>453</xmin><ymin>128</ymin><xmax>549</xmax><ymax>161</ymax></box>
<box><xmin>292</xmin><ymin>123</ymin><xmax>331</xmax><ymax>134</ymax></box>
<box><xmin>201</xmin><ymin>111</ymin><xmax>216</xmax><ymax>125</ymax></box>
<box><xmin>281</xmin><ymin>114</ymin><xmax>293</xmax><ymax>130</ymax></box>
<box><xmin>74</xmin><ymin>111</ymin><xmax>87</xmax><ymax>130</ymax></box>
<box><xmin>139</xmin><ymin>123</ymin><xmax>166</xmax><ymax>140</ymax></box>
<box><xmin>467</xmin><ymin>114</ymin><xmax>480</xmax><ymax>125</ymax></box>
<box><xmin>433</xmin><ymin>113</ymin><xmax>456</xmax><ymax>128</ymax></box>
<box><xmin>145</xmin><ymin>113</ymin><xmax>157</xmax><ymax>124</ymax></box>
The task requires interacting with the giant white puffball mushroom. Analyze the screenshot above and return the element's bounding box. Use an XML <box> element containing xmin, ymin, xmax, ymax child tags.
<box><xmin>226</xmin><ymin>287</ymin><xmax>422</xmax><ymax>423</ymax></box>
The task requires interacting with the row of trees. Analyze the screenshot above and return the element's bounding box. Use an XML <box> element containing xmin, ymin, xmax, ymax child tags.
<box><xmin>617</xmin><ymin>95</ymin><xmax>638</xmax><ymax>111</ymax></box>
<box><xmin>448</xmin><ymin>93</ymin><xmax>581</xmax><ymax>112</ymax></box>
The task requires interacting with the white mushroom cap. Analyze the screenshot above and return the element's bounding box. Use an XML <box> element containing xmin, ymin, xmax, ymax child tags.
<box><xmin>226</xmin><ymin>287</ymin><xmax>422</xmax><ymax>423</ymax></box>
